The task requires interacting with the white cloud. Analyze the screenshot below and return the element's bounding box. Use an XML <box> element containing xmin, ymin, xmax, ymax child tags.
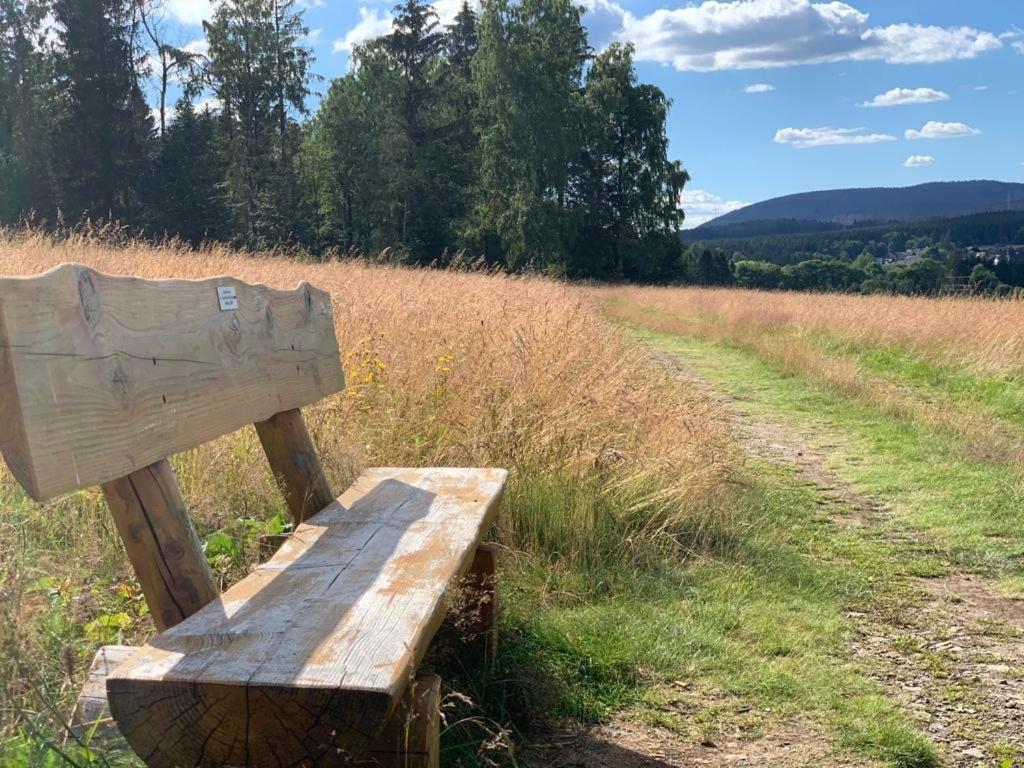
<box><xmin>166</xmin><ymin>0</ymin><xmax>213</xmax><ymax>26</ymax></box>
<box><xmin>973</xmin><ymin>85</ymin><xmax>989</xmax><ymax>91</ymax></box>
<box><xmin>744</xmin><ymin>83</ymin><xmax>775</xmax><ymax>93</ymax></box>
<box><xmin>774</xmin><ymin>126</ymin><xmax>897</xmax><ymax>148</ymax></box>
<box><xmin>183</xmin><ymin>38</ymin><xmax>209</xmax><ymax>57</ymax></box>
<box><xmin>905</xmin><ymin>121</ymin><xmax>982</xmax><ymax>140</ymax></box>
<box><xmin>334</xmin><ymin>7</ymin><xmax>393</xmax><ymax>53</ymax></box>
<box><xmin>151</xmin><ymin>97</ymin><xmax>219</xmax><ymax>128</ymax></box>
<box><xmin>681</xmin><ymin>188</ymin><xmax>749</xmax><ymax>228</ymax></box>
<box><xmin>860</xmin><ymin>87</ymin><xmax>949</xmax><ymax>108</ymax></box>
<box><xmin>336</xmin><ymin>1</ymin><xmax>483</xmax><ymax>55</ymax></box>
<box><xmin>863</xmin><ymin>23</ymin><xmax>1000</xmax><ymax>64</ymax></box>
<box><xmin>904</xmin><ymin>155</ymin><xmax>935</xmax><ymax>168</ymax></box>
<box><xmin>1013</xmin><ymin>41</ymin><xmax>1024</xmax><ymax>55</ymax></box>
<box><xmin>577</xmin><ymin>0</ymin><xmax>631</xmax><ymax>50</ymax></box>
<box><xmin>613</xmin><ymin>0</ymin><xmax>1001</xmax><ymax>71</ymax></box>
<box><xmin>433</xmin><ymin>0</ymin><xmax>481</xmax><ymax>25</ymax></box>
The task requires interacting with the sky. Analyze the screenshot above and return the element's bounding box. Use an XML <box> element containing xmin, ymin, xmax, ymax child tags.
<box><xmin>151</xmin><ymin>0</ymin><xmax>1024</xmax><ymax>228</ymax></box>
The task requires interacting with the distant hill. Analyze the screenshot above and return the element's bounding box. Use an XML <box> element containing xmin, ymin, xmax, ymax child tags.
<box><xmin>698</xmin><ymin>181</ymin><xmax>1024</xmax><ymax>236</ymax></box>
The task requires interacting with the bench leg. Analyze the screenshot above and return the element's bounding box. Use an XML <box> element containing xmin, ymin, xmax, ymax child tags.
<box><xmin>464</xmin><ymin>544</ymin><xmax>498</xmax><ymax>658</ymax></box>
<box><xmin>355</xmin><ymin>673</ymin><xmax>441</xmax><ymax>768</ymax></box>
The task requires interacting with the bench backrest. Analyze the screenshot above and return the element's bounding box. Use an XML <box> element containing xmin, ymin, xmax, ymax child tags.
<box><xmin>0</xmin><ymin>263</ymin><xmax>344</xmax><ymax>501</ymax></box>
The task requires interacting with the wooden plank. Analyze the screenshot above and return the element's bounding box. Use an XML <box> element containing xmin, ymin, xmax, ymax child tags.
<box><xmin>258</xmin><ymin>532</ymin><xmax>291</xmax><ymax>560</ymax></box>
<box><xmin>0</xmin><ymin>263</ymin><xmax>343</xmax><ymax>501</ymax></box>
<box><xmin>255</xmin><ymin>408</ymin><xmax>334</xmax><ymax>524</ymax></box>
<box><xmin>72</xmin><ymin>647</ymin><xmax>439</xmax><ymax>768</ymax></box>
<box><xmin>70</xmin><ymin>645</ymin><xmax>135</xmax><ymax>740</ymax></box>
<box><xmin>107</xmin><ymin>467</ymin><xmax>506</xmax><ymax>768</ymax></box>
<box><xmin>101</xmin><ymin>459</ymin><xmax>218</xmax><ymax>631</ymax></box>
<box><xmin>355</xmin><ymin>673</ymin><xmax>441</xmax><ymax>768</ymax></box>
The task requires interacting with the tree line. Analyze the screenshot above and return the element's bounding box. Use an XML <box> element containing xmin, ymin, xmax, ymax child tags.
<box><xmin>683</xmin><ymin>239</ymin><xmax>1024</xmax><ymax>296</ymax></box>
<box><xmin>693</xmin><ymin>211</ymin><xmax>1024</xmax><ymax>266</ymax></box>
<box><xmin>1</xmin><ymin>0</ymin><xmax>690</xmax><ymax>281</ymax></box>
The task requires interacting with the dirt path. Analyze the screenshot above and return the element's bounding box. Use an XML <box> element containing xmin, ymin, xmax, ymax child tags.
<box><xmin>689</xmin><ymin>350</ymin><xmax>1024</xmax><ymax>767</ymax></box>
<box><xmin>742</xmin><ymin>415</ymin><xmax>1024</xmax><ymax>767</ymax></box>
<box><xmin>526</xmin><ymin>352</ymin><xmax>1024</xmax><ymax>767</ymax></box>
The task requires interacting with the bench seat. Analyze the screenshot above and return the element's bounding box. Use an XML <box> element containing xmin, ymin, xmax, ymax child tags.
<box><xmin>107</xmin><ymin>467</ymin><xmax>507</xmax><ymax>768</ymax></box>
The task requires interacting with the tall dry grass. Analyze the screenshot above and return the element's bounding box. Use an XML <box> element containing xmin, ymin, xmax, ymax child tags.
<box><xmin>0</xmin><ymin>230</ymin><xmax>735</xmax><ymax>753</ymax></box>
<box><xmin>602</xmin><ymin>284</ymin><xmax>1024</xmax><ymax>465</ymax></box>
<box><xmin>602</xmin><ymin>285</ymin><xmax>1024</xmax><ymax>375</ymax></box>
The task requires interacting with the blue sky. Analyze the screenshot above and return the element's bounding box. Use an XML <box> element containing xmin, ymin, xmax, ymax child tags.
<box><xmin>153</xmin><ymin>0</ymin><xmax>1024</xmax><ymax>227</ymax></box>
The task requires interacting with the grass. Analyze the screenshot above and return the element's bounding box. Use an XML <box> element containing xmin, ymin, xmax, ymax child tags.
<box><xmin>623</xmin><ymin>326</ymin><xmax>1024</xmax><ymax>588</ymax></box>
<box><xmin>601</xmin><ymin>280</ymin><xmax>1024</xmax><ymax>593</ymax></box>
<box><xmin>0</xmin><ymin>231</ymin><xmax>974</xmax><ymax>767</ymax></box>
<box><xmin>599</xmin><ymin>284</ymin><xmax>1024</xmax><ymax>375</ymax></box>
<box><xmin>0</xmin><ymin>230</ymin><xmax>735</xmax><ymax>766</ymax></box>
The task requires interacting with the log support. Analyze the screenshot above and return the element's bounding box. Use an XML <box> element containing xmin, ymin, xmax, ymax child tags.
<box><xmin>101</xmin><ymin>459</ymin><xmax>217</xmax><ymax>631</ymax></box>
<box><xmin>255</xmin><ymin>408</ymin><xmax>335</xmax><ymax>524</ymax></box>
<box><xmin>74</xmin><ymin>646</ymin><xmax>441</xmax><ymax>768</ymax></box>
<box><xmin>355</xmin><ymin>674</ymin><xmax>441</xmax><ymax>768</ymax></box>
<box><xmin>464</xmin><ymin>544</ymin><xmax>498</xmax><ymax>659</ymax></box>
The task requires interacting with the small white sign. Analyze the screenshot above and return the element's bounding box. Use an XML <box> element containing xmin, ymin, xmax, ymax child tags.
<box><xmin>217</xmin><ymin>285</ymin><xmax>238</xmax><ymax>311</ymax></box>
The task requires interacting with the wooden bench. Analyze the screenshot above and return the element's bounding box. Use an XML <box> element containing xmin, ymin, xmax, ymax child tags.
<box><xmin>0</xmin><ymin>263</ymin><xmax>507</xmax><ymax>767</ymax></box>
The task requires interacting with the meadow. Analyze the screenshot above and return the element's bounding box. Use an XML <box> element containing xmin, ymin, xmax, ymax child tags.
<box><xmin>0</xmin><ymin>230</ymin><xmax>736</xmax><ymax>766</ymax></box>
<box><xmin>2</xmin><ymin>232</ymin><xmax>1022</xmax><ymax>767</ymax></box>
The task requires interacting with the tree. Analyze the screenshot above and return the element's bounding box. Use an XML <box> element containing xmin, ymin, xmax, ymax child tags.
<box><xmin>148</xmin><ymin>99</ymin><xmax>229</xmax><ymax>244</ymax></box>
<box><xmin>302</xmin><ymin>47</ymin><xmax>403</xmax><ymax>253</ymax></box>
<box><xmin>679</xmin><ymin>245</ymin><xmax>732</xmax><ymax>285</ymax></box>
<box><xmin>204</xmin><ymin>0</ymin><xmax>312</xmax><ymax>242</ymax></box>
<box><xmin>135</xmin><ymin>0</ymin><xmax>206</xmax><ymax>138</ymax></box>
<box><xmin>446</xmin><ymin>0</ymin><xmax>478</xmax><ymax>78</ymax></box>
<box><xmin>471</xmin><ymin>0</ymin><xmax>588</xmax><ymax>269</ymax></box>
<box><xmin>51</xmin><ymin>0</ymin><xmax>153</xmax><ymax>221</ymax></box>
<box><xmin>852</xmin><ymin>250</ymin><xmax>881</xmax><ymax>277</ymax></box>
<box><xmin>968</xmin><ymin>264</ymin><xmax>999</xmax><ymax>293</ymax></box>
<box><xmin>0</xmin><ymin>0</ymin><xmax>58</xmax><ymax>223</ymax></box>
<box><xmin>571</xmin><ymin>43</ymin><xmax>688</xmax><ymax>281</ymax></box>
<box><xmin>733</xmin><ymin>260</ymin><xmax>782</xmax><ymax>290</ymax></box>
<box><xmin>382</xmin><ymin>0</ymin><xmax>462</xmax><ymax>260</ymax></box>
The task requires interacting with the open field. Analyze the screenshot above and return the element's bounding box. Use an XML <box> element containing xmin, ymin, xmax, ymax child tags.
<box><xmin>2</xmin><ymin>232</ymin><xmax>1023</xmax><ymax>767</ymax></box>
<box><xmin>1</xmin><ymin>230</ymin><xmax>736</xmax><ymax>766</ymax></box>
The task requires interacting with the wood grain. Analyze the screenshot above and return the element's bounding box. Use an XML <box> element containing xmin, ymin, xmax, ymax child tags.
<box><xmin>107</xmin><ymin>467</ymin><xmax>507</xmax><ymax>767</ymax></box>
<box><xmin>73</xmin><ymin>646</ymin><xmax>440</xmax><ymax>768</ymax></box>
<box><xmin>255</xmin><ymin>408</ymin><xmax>334</xmax><ymax>524</ymax></box>
<box><xmin>101</xmin><ymin>460</ymin><xmax>218</xmax><ymax>631</ymax></box>
<box><xmin>70</xmin><ymin>645</ymin><xmax>135</xmax><ymax>740</ymax></box>
<box><xmin>0</xmin><ymin>263</ymin><xmax>343</xmax><ymax>501</ymax></box>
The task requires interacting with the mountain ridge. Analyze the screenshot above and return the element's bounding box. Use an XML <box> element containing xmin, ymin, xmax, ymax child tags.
<box><xmin>698</xmin><ymin>180</ymin><xmax>1024</xmax><ymax>234</ymax></box>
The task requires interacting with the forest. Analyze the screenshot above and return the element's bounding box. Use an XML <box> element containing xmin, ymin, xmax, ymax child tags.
<box><xmin>0</xmin><ymin>0</ymin><xmax>689</xmax><ymax>281</ymax></box>
<box><xmin>693</xmin><ymin>210</ymin><xmax>1024</xmax><ymax>263</ymax></box>
<box><xmin>676</xmin><ymin>210</ymin><xmax>1024</xmax><ymax>295</ymax></box>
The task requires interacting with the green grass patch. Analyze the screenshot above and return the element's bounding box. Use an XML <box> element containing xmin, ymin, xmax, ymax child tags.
<box><xmin>811</xmin><ymin>332</ymin><xmax>1024</xmax><ymax>432</ymax></box>
<box><xmin>436</xmin><ymin>462</ymin><xmax>939</xmax><ymax>767</ymax></box>
<box><xmin>629</xmin><ymin>327</ymin><xmax>1024</xmax><ymax>595</ymax></box>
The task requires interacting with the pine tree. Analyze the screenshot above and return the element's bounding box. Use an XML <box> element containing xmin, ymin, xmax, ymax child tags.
<box><xmin>52</xmin><ymin>0</ymin><xmax>153</xmax><ymax>221</ymax></box>
<box><xmin>446</xmin><ymin>1</ymin><xmax>478</xmax><ymax>78</ymax></box>
<box><xmin>0</xmin><ymin>0</ymin><xmax>58</xmax><ymax>223</ymax></box>
<box><xmin>205</xmin><ymin>0</ymin><xmax>311</xmax><ymax>243</ymax></box>
<box><xmin>148</xmin><ymin>99</ymin><xmax>229</xmax><ymax>244</ymax></box>
<box><xmin>383</xmin><ymin>0</ymin><xmax>450</xmax><ymax>259</ymax></box>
